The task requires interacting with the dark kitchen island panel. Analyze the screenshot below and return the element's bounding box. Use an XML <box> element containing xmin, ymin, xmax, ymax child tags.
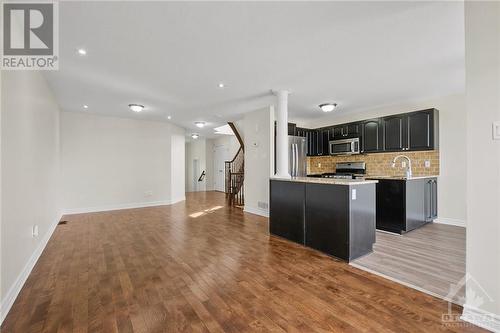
<box><xmin>270</xmin><ymin>178</ymin><xmax>377</xmax><ymax>262</ymax></box>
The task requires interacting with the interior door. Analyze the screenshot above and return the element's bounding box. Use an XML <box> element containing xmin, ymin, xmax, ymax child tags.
<box><xmin>214</xmin><ymin>145</ymin><xmax>229</xmax><ymax>192</ymax></box>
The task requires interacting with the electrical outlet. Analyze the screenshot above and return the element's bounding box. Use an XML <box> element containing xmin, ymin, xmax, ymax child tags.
<box><xmin>144</xmin><ymin>190</ymin><xmax>153</xmax><ymax>197</ymax></box>
<box><xmin>32</xmin><ymin>225</ymin><xmax>39</xmax><ymax>238</ymax></box>
<box><xmin>352</xmin><ymin>189</ymin><xmax>357</xmax><ymax>200</ymax></box>
<box><xmin>318</xmin><ymin>162</ymin><xmax>321</xmax><ymax>168</ymax></box>
<box><xmin>425</xmin><ymin>160</ymin><xmax>431</xmax><ymax>168</ymax></box>
<box><xmin>401</xmin><ymin>161</ymin><xmax>407</xmax><ymax>168</ymax></box>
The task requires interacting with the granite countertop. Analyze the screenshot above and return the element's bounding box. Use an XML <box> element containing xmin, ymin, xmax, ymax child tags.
<box><xmin>366</xmin><ymin>175</ymin><xmax>438</xmax><ymax>181</ymax></box>
<box><xmin>271</xmin><ymin>177</ymin><xmax>378</xmax><ymax>186</ymax></box>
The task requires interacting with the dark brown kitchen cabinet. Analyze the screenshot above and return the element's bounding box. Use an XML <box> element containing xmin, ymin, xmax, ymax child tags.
<box><xmin>361</xmin><ymin>119</ymin><xmax>383</xmax><ymax>153</ymax></box>
<box><xmin>383</xmin><ymin>115</ymin><xmax>406</xmax><ymax>151</ymax></box>
<box><xmin>269</xmin><ymin>180</ymin><xmax>305</xmax><ymax>244</ymax></box>
<box><xmin>316</xmin><ymin>128</ymin><xmax>330</xmax><ymax>156</ymax></box>
<box><xmin>425</xmin><ymin>178</ymin><xmax>438</xmax><ymax>222</ymax></box>
<box><xmin>372</xmin><ymin>177</ymin><xmax>437</xmax><ymax>234</ymax></box>
<box><xmin>305</xmin><ymin>130</ymin><xmax>319</xmax><ymax>156</ymax></box>
<box><xmin>407</xmin><ymin>109</ymin><xmax>438</xmax><ymax>151</ymax></box>
<box><xmin>296</xmin><ymin>127</ymin><xmax>307</xmax><ymax>138</ymax></box>
<box><xmin>382</xmin><ymin>109</ymin><xmax>438</xmax><ymax>152</ymax></box>
<box><xmin>270</xmin><ymin>179</ymin><xmax>376</xmax><ymax>262</ymax></box>
<box><xmin>333</xmin><ymin>123</ymin><xmax>360</xmax><ymax>139</ymax></box>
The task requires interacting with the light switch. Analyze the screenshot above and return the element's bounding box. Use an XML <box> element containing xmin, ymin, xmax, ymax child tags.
<box><xmin>493</xmin><ymin>121</ymin><xmax>500</xmax><ymax>140</ymax></box>
<box><xmin>425</xmin><ymin>160</ymin><xmax>431</xmax><ymax>168</ymax></box>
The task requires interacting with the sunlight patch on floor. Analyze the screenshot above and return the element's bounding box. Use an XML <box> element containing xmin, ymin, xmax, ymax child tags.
<box><xmin>189</xmin><ymin>205</ymin><xmax>223</xmax><ymax>218</ymax></box>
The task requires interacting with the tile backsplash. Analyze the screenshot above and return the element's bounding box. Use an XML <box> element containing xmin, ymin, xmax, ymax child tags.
<box><xmin>307</xmin><ymin>150</ymin><xmax>439</xmax><ymax>177</ymax></box>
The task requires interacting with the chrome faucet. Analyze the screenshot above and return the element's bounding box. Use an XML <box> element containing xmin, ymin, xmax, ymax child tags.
<box><xmin>392</xmin><ymin>155</ymin><xmax>412</xmax><ymax>178</ymax></box>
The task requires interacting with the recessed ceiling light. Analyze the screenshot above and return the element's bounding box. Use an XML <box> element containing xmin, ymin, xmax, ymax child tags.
<box><xmin>167</xmin><ymin>115</ymin><xmax>172</xmax><ymax>120</ymax></box>
<box><xmin>83</xmin><ymin>104</ymin><xmax>89</xmax><ymax>109</ymax></box>
<box><xmin>77</xmin><ymin>48</ymin><xmax>87</xmax><ymax>56</ymax></box>
<box><xmin>129</xmin><ymin>104</ymin><xmax>144</xmax><ymax>112</ymax></box>
<box><xmin>319</xmin><ymin>103</ymin><xmax>337</xmax><ymax>112</ymax></box>
<box><xmin>195</xmin><ymin>121</ymin><xmax>205</xmax><ymax>128</ymax></box>
<box><xmin>191</xmin><ymin>133</ymin><xmax>199</xmax><ymax>139</ymax></box>
<box><xmin>218</xmin><ymin>83</ymin><xmax>225</xmax><ymax>88</ymax></box>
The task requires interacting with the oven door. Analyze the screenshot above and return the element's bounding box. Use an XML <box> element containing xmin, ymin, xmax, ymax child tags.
<box><xmin>329</xmin><ymin>138</ymin><xmax>360</xmax><ymax>155</ymax></box>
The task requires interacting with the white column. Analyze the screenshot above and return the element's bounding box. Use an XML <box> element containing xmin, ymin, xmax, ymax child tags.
<box><xmin>274</xmin><ymin>90</ymin><xmax>291</xmax><ymax>179</ymax></box>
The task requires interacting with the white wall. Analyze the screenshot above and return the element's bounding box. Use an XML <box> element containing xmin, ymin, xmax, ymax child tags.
<box><xmin>1</xmin><ymin>71</ymin><xmax>61</xmax><ymax>322</ymax></box>
<box><xmin>60</xmin><ymin>112</ymin><xmax>185</xmax><ymax>213</ymax></box>
<box><xmin>298</xmin><ymin>94</ymin><xmax>467</xmax><ymax>226</ymax></box>
<box><xmin>243</xmin><ymin>106</ymin><xmax>274</xmax><ymax>217</ymax></box>
<box><xmin>463</xmin><ymin>1</ymin><xmax>500</xmax><ymax>329</ymax></box>
<box><xmin>185</xmin><ymin>139</ymin><xmax>207</xmax><ymax>192</ymax></box>
<box><xmin>170</xmin><ymin>131</ymin><xmax>186</xmax><ymax>202</ymax></box>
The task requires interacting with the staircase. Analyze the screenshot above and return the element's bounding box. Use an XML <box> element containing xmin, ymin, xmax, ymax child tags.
<box><xmin>225</xmin><ymin>122</ymin><xmax>244</xmax><ymax>207</ymax></box>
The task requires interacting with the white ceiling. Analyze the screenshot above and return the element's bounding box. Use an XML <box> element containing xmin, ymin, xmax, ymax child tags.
<box><xmin>44</xmin><ymin>1</ymin><xmax>465</xmax><ymax>137</ymax></box>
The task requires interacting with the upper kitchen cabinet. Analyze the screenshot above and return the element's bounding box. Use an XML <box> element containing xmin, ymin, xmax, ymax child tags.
<box><xmin>333</xmin><ymin>122</ymin><xmax>360</xmax><ymax>139</ymax></box>
<box><xmin>383</xmin><ymin>115</ymin><xmax>407</xmax><ymax>151</ymax></box>
<box><xmin>382</xmin><ymin>109</ymin><xmax>439</xmax><ymax>152</ymax></box>
<box><xmin>407</xmin><ymin>109</ymin><xmax>439</xmax><ymax>151</ymax></box>
<box><xmin>316</xmin><ymin>128</ymin><xmax>331</xmax><ymax>156</ymax></box>
<box><xmin>361</xmin><ymin>119</ymin><xmax>383</xmax><ymax>153</ymax></box>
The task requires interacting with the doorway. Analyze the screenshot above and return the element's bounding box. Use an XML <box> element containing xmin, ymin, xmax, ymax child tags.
<box><xmin>213</xmin><ymin>145</ymin><xmax>229</xmax><ymax>192</ymax></box>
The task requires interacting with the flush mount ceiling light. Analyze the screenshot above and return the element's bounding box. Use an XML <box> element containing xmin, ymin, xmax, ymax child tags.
<box><xmin>167</xmin><ymin>115</ymin><xmax>172</xmax><ymax>120</ymax></box>
<box><xmin>191</xmin><ymin>133</ymin><xmax>199</xmax><ymax>139</ymax></box>
<box><xmin>77</xmin><ymin>48</ymin><xmax>87</xmax><ymax>56</ymax></box>
<box><xmin>129</xmin><ymin>104</ymin><xmax>144</xmax><ymax>112</ymax></box>
<box><xmin>195</xmin><ymin>121</ymin><xmax>205</xmax><ymax>128</ymax></box>
<box><xmin>218</xmin><ymin>83</ymin><xmax>225</xmax><ymax>88</ymax></box>
<box><xmin>83</xmin><ymin>104</ymin><xmax>89</xmax><ymax>109</ymax></box>
<box><xmin>319</xmin><ymin>103</ymin><xmax>338</xmax><ymax>112</ymax></box>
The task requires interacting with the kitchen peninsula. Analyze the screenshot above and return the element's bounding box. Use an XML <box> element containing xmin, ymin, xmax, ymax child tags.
<box><xmin>269</xmin><ymin>177</ymin><xmax>378</xmax><ymax>262</ymax></box>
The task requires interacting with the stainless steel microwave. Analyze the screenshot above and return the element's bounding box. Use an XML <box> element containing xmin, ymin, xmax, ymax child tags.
<box><xmin>329</xmin><ymin>138</ymin><xmax>360</xmax><ymax>155</ymax></box>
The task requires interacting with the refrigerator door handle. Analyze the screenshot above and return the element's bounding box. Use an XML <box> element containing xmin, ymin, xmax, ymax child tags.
<box><xmin>292</xmin><ymin>143</ymin><xmax>296</xmax><ymax>177</ymax></box>
<box><xmin>293</xmin><ymin>143</ymin><xmax>299</xmax><ymax>177</ymax></box>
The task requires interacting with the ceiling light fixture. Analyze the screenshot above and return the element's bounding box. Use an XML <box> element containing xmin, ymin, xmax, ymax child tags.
<box><xmin>319</xmin><ymin>103</ymin><xmax>337</xmax><ymax>112</ymax></box>
<box><xmin>77</xmin><ymin>48</ymin><xmax>87</xmax><ymax>56</ymax></box>
<box><xmin>129</xmin><ymin>104</ymin><xmax>144</xmax><ymax>112</ymax></box>
<box><xmin>218</xmin><ymin>83</ymin><xmax>225</xmax><ymax>88</ymax></box>
<box><xmin>195</xmin><ymin>121</ymin><xmax>205</xmax><ymax>128</ymax></box>
<box><xmin>191</xmin><ymin>133</ymin><xmax>199</xmax><ymax>139</ymax></box>
<box><xmin>83</xmin><ymin>104</ymin><xmax>89</xmax><ymax>109</ymax></box>
<box><xmin>167</xmin><ymin>115</ymin><xmax>172</xmax><ymax>120</ymax></box>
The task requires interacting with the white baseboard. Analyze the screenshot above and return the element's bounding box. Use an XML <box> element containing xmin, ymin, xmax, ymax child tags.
<box><xmin>244</xmin><ymin>206</ymin><xmax>269</xmax><ymax>218</ymax></box>
<box><xmin>0</xmin><ymin>213</ymin><xmax>62</xmax><ymax>325</ymax></box>
<box><xmin>169</xmin><ymin>196</ymin><xmax>186</xmax><ymax>205</ymax></box>
<box><xmin>61</xmin><ymin>197</ymin><xmax>185</xmax><ymax>215</ymax></box>
<box><xmin>461</xmin><ymin>304</ymin><xmax>500</xmax><ymax>332</ymax></box>
<box><xmin>434</xmin><ymin>217</ymin><xmax>467</xmax><ymax>228</ymax></box>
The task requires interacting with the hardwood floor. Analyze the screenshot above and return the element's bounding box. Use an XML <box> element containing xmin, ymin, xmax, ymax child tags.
<box><xmin>352</xmin><ymin>224</ymin><xmax>466</xmax><ymax>305</ymax></box>
<box><xmin>2</xmin><ymin>192</ymin><xmax>483</xmax><ymax>333</ymax></box>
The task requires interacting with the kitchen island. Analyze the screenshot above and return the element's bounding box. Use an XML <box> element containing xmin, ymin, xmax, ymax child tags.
<box><xmin>269</xmin><ymin>177</ymin><xmax>378</xmax><ymax>262</ymax></box>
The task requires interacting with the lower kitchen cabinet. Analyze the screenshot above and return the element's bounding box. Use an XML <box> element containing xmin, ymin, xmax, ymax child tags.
<box><xmin>425</xmin><ymin>178</ymin><xmax>438</xmax><ymax>222</ymax></box>
<box><xmin>270</xmin><ymin>179</ymin><xmax>376</xmax><ymax>262</ymax></box>
<box><xmin>373</xmin><ymin>177</ymin><xmax>437</xmax><ymax>234</ymax></box>
<box><xmin>305</xmin><ymin>184</ymin><xmax>350</xmax><ymax>260</ymax></box>
<box><xmin>269</xmin><ymin>180</ymin><xmax>305</xmax><ymax>244</ymax></box>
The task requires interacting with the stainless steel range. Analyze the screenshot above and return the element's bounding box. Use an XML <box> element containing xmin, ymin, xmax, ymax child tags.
<box><xmin>320</xmin><ymin>162</ymin><xmax>366</xmax><ymax>179</ymax></box>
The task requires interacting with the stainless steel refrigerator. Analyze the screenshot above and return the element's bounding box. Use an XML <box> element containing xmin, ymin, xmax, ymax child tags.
<box><xmin>289</xmin><ymin>136</ymin><xmax>307</xmax><ymax>177</ymax></box>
